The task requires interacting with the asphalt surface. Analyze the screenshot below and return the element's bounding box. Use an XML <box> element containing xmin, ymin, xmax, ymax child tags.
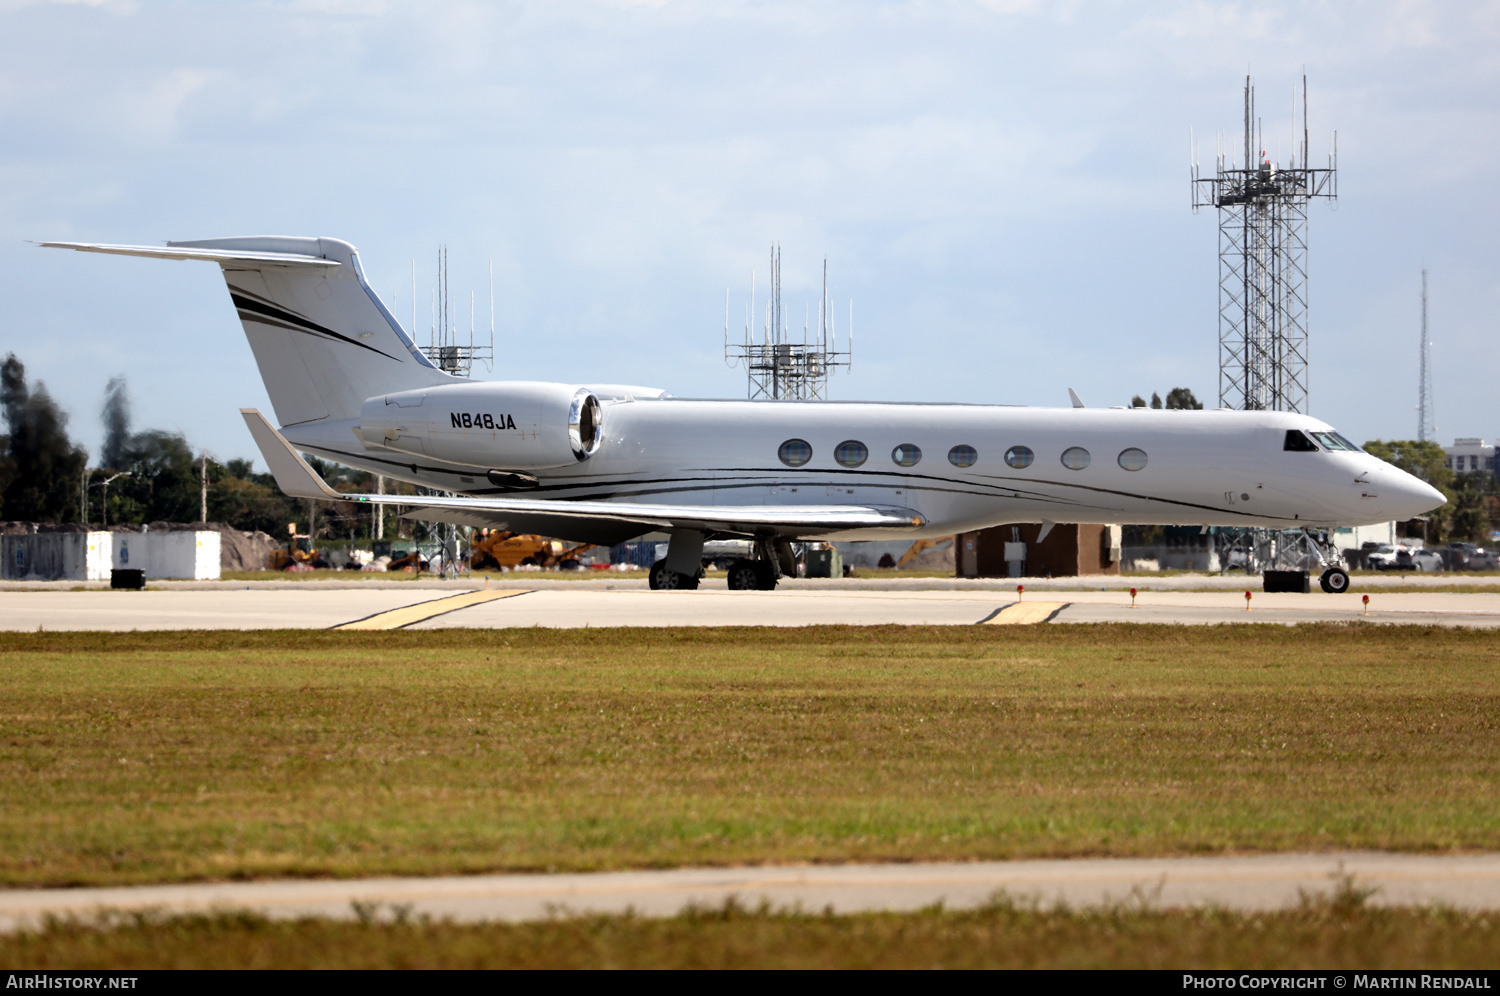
<box><xmin>2</xmin><ymin>583</ymin><xmax>1498</xmax><ymax>629</ymax></box>
<box><xmin>3</xmin><ymin>853</ymin><xmax>1499</xmax><ymax>930</ymax></box>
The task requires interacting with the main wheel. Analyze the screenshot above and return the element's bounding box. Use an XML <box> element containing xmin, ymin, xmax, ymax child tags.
<box><xmin>726</xmin><ymin>559</ymin><xmax>761</xmax><ymax>590</ymax></box>
<box><xmin>753</xmin><ymin>559</ymin><xmax>778</xmax><ymax>590</ymax></box>
<box><xmin>649</xmin><ymin>560</ymin><xmax>700</xmax><ymax>590</ymax></box>
<box><xmin>1320</xmin><ymin>567</ymin><xmax>1350</xmax><ymax>594</ymax></box>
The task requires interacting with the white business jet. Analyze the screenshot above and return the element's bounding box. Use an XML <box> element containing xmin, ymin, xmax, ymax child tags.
<box><xmin>42</xmin><ymin>236</ymin><xmax>1443</xmax><ymax>593</ymax></box>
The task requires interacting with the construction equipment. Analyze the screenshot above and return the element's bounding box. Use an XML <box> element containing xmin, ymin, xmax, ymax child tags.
<box><xmin>387</xmin><ymin>548</ymin><xmax>429</xmax><ymax>573</ymax></box>
<box><xmin>268</xmin><ymin>525</ymin><xmax>330</xmax><ymax>571</ymax></box>
<box><xmin>469</xmin><ymin>530</ymin><xmax>594</xmax><ymax>571</ymax></box>
<box><xmin>267</xmin><ymin>547</ymin><xmax>331</xmax><ymax>570</ymax></box>
<box><xmin>896</xmin><ymin>535</ymin><xmax>955</xmax><ymax>569</ymax></box>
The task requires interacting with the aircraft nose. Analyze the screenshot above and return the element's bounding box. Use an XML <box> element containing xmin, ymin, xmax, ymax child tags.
<box><xmin>1381</xmin><ymin>467</ymin><xmax>1447</xmax><ymax>520</ymax></box>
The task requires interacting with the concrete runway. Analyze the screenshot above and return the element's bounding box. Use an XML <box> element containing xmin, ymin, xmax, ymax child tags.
<box><xmin>3</xmin><ymin>853</ymin><xmax>1499</xmax><ymax>930</ymax></box>
<box><xmin>2</xmin><ymin>583</ymin><xmax>1498</xmax><ymax>630</ymax></box>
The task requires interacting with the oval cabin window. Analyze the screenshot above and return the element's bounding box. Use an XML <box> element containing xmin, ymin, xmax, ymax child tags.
<box><xmin>834</xmin><ymin>440</ymin><xmax>869</xmax><ymax>468</ymax></box>
<box><xmin>1060</xmin><ymin>446</ymin><xmax>1091</xmax><ymax>470</ymax></box>
<box><xmin>778</xmin><ymin>439</ymin><xmax>813</xmax><ymax>467</ymax></box>
<box><xmin>1117</xmin><ymin>448</ymin><xmax>1148</xmax><ymax>471</ymax></box>
<box><xmin>892</xmin><ymin>443</ymin><xmax>922</xmax><ymax>467</ymax></box>
<box><xmin>1004</xmin><ymin>445</ymin><xmax>1034</xmax><ymax>469</ymax></box>
<box><xmin>948</xmin><ymin>445</ymin><xmax>978</xmax><ymax>468</ymax></box>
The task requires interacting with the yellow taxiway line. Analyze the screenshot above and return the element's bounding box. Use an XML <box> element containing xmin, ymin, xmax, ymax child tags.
<box><xmin>333</xmin><ymin>588</ymin><xmax>531</xmax><ymax>631</ymax></box>
<box><xmin>981</xmin><ymin>601</ymin><xmax>1069</xmax><ymax>625</ymax></box>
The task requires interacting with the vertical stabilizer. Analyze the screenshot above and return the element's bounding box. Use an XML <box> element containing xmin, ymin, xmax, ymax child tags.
<box><xmin>40</xmin><ymin>236</ymin><xmax>454</xmax><ymax>427</ymax></box>
<box><xmin>166</xmin><ymin>237</ymin><xmax>452</xmax><ymax>425</ymax></box>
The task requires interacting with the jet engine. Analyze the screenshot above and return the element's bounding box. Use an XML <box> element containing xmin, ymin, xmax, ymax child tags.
<box><xmin>359</xmin><ymin>381</ymin><xmax>602</xmax><ymax>471</ymax></box>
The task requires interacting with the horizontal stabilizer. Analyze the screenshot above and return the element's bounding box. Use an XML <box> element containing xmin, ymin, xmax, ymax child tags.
<box><xmin>38</xmin><ymin>241</ymin><xmax>338</xmax><ymax>268</ymax></box>
<box><xmin>240</xmin><ymin>409</ymin><xmax>924</xmax><ymax>539</ymax></box>
<box><xmin>241</xmin><ymin>409</ymin><xmax>344</xmax><ymax>500</ymax></box>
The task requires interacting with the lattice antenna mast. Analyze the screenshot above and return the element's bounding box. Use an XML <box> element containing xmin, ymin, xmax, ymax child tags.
<box><xmin>1192</xmin><ymin>75</ymin><xmax>1337</xmax><ymax>413</ymax></box>
<box><xmin>1417</xmin><ymin>269</ymin><xmax>1434</xmax><ymax>442</ymax></box>
<box><xmin>724</xmin><ymin>245</ymin><xmax>851</xmax><ymax>400</ymax></box>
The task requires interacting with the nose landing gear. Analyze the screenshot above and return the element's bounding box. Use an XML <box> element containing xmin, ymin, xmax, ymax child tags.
<box><xmin>1319</xmin><ymin>566</ymin><xmax>1350</xmax><ymax>594</ymax></box>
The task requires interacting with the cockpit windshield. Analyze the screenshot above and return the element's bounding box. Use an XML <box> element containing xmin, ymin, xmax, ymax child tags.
<box><xmin>1310</xmin><ymin>431</ymin><xmax>1362</xmax><ymax>453</ymax></box>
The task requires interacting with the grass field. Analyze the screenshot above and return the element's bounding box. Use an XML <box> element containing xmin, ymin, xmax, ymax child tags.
<box><xmin>7</xmin><ymin>896</ymin><xmax>1500</xmax><ymax>968</ymax></box>
<box><xmin>2</xmin><ymin>625</ymin><xmax>1498</xmax><ymax>889</ymax></box>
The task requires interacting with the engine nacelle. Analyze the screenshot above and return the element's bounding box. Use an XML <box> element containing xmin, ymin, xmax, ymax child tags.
<box><xmin>360</xmin><ymin>381</ymin><xmax>602</xmax><ymax>471</ymax></box>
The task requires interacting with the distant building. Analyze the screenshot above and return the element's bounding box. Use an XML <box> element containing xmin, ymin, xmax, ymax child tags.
<box><xmin>1443</xmin><ymin>438</ymin><xmax>1496</xmax><ymax>477</ymax></box>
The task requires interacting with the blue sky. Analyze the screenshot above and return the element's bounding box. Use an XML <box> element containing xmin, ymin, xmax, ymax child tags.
<box><xmin>2</xmin><ymin>0</ymin><xmax>1496</xmax><ymax>467</ymax></box>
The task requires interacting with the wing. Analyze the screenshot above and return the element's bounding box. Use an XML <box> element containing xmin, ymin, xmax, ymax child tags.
<box><xmin>241</xmin><ymin>409</ymin><xmax>925</xmax><ymax>541</ymax></box>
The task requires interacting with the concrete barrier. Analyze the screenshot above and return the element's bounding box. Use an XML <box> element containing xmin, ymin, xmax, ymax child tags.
<box><xmin>2</xmin><ymin>532</ymin><xmax>113</xmax><ymax>581</ymax></box>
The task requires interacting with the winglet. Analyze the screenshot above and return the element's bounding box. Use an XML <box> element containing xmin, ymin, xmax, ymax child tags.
<box><xmin>240</xmin><ymin>409</ymin><xmax>344</xmax><ymax>500</ymax></box>
<box><xmin>1067</xmin><ymin>388</ymin><xmax>1085</xmax><ymax>409</ymax></box>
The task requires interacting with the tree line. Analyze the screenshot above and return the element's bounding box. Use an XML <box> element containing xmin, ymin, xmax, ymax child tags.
<box><xmin>0</xmin><ymin>354</ymin><xmax>422</xmax><ymax>542</ymax></box>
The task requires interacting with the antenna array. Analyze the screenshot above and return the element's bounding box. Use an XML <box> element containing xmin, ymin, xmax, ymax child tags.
<box><xmin>724</xmin><ymin>245</ymin><xmax>853</xmax><ymax>401</ymax></box>
<box><xmin>416</xmin><ymin>245</ymin><xmax>495</xmax><ymax>378</ymax></box>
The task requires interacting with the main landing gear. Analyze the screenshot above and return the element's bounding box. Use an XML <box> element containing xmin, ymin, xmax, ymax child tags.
<box><xmin>648</xmin><ymin>560</ymin><xmax>701</xmax><ymax>590</ymax></box>
<box><xmin>649</xmin><ymin>533</ymin><xmax>791</xmax><ymax>591</ymax></box>
<box><xmin>724</xmin><ymin>537</ymin><xmax>794</xmax><ymax>591</ymax></box>
<box><xmin>725</xmin><ymin>558</ymin><xmax>777</xmax><ymax>591</ymax></box>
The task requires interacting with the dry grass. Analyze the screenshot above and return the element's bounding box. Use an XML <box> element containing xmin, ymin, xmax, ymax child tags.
<box><xmin>2</xmin><ymin>625</ymin><xmax>1499</xmax><ymax>888</ymax></box>
<box><xmin>8</xmin><ymin>895</ymin><xmax>1500</xmax><ymax>969</ymax></box>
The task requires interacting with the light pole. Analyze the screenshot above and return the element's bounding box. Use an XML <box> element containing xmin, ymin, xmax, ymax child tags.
<box><xmin>90</xmin><ymin>472</ymin><xmax>131</xmax><ymax>527</ymax></box>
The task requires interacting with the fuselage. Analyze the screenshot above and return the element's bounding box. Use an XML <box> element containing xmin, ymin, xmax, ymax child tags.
<box><xmin>283</xmin><ymin>391</ymin><xmax>1445</xmax><ymax>542</ymax></box>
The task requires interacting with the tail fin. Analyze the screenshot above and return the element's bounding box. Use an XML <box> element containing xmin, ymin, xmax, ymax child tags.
<box><xmin>42</xmin><ymin>236</ymin><xmax>451</xmax><ymax>426</ymax></box>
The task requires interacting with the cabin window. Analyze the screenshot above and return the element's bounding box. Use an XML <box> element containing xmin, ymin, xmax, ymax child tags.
<box><xmin>1284</xmin><ymin>430</ymin><xmax>1319</xmax><ymax>452</ymax></box>
<box><xmin>892</xmin><ymin>443</ymin><xmax>922</xmax><ymax>467</ymax></box>
<box><xmin>948</xmin><ymin>444</ymin><xmax>978</xmax><ymax>468</ymax></box>
<box><xmin>778</xmin><ymin>438</ymin><xmax>813</xmax><ymax>467</ymax></box>
<box><xmin>834</xmin><ymin>440</ymin><xmax>869</xmax><ymax>468</ymax></box>
<box><xmin>1310</xmin><ymin>431</ymin><xmax>1361</xmax><ymax>453</ymax></box>
<box><xmin>1117</xmin><ymin>447</ymin><xmax>1148</xmax><ymax>471</ymax></box>
<box><xmin>1061</xmin><ymin>446</ymin><xmax>1091</xmax><ymax>470</ymax></box>
<box><xmin>1004</xmin><ymin>445</ymin><xmax>1034</xmax><ymax>469</ymax></box>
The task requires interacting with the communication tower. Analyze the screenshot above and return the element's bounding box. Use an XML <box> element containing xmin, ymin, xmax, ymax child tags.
<box><xmin>1417</xmin><ymin>269</ymin><xmax>1434</xmax><ymax>442</ymax></box>
<box><xmin>1193</xmin><ymin>77</ymin><xmax>1339</xmax><ymax>576</ymax></box>
<box><xmin>1192</xmin><ymin>75</ymin><xmax>1337</xmax><ymax>413</ymax></box>
<box><xmin>725</xmin><ymin>245</ymin><xmax>852</xmax><ymax>400</ymax></box>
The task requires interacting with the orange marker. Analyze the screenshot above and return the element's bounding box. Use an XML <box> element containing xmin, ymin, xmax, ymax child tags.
<box><xmin>1017</xmin><ymin>584</ymin><xmax>1024</xmax><ymax>602</ymax></box>
<box><xmin>1130</xmin><ymin>587</ymin><xmax>1137</xmax><ymax>608</ymax></box>
<box><xmin>1245</xmin><ymin>590</ymin><xmax>1252</xmax><ymax>610</ymax></box>
<box><xmin>1362</xmin><ymin>594</ymin><xmax>1369</xmax><ymax>616</ymax></box>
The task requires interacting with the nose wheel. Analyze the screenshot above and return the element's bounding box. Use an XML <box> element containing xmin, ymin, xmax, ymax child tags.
<box><xmin>1319</xmin><ymin>567</ymin><xmax>1350</xmax><ymax>594</ymax></box>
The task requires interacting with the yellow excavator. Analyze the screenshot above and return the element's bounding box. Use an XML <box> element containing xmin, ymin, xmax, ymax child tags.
<box><xmin>895</xmin><ymin>535</ymin><xmax>955</xmax><ymax>569</ymax></box>
<box><xmin>469</xmin><ymin>530</ymin><xmax>594</xmax><ymax>571</ymax></box>
<box><xmin>268</xmin><ymin>546</ymin><xmax>331</xmax><ymax>571</ymax></box>
<box><xmin>387</xmin><ymin>548</ymin><xmax>429</xmax><ymax>573</ymax></box>
<box><xmin>268</xmin><ymin>523</ymin><xmax>330</xmax><ymax>570</ymax></box>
